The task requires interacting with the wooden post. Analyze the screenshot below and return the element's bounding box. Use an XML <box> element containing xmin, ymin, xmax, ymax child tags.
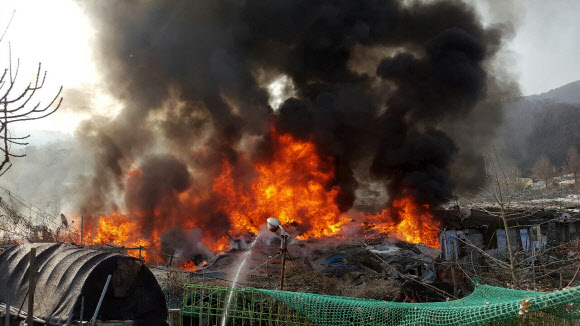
<box><xmin>27</xmin><ymin>248</ymin><xmax>37</xmax><ymax>326</ymax></box>
<box><xmin>138</xmin><ymin>246</ymin><xmax>143</xmax><ymax>261</ymax></box>
<box><xmin>168</xmin><ymin>309</ymin><xmax>181</xmax><ymax>326</ymax></box>
<box><xmin>450</xmin><ymin>242</ymin><xmax>458</xmax><ymax>296</ymax></box>
<box><xmin>279</xmin><ymin>235</ymin><xmax>288</xmax><ymax>291</ymax></box>
<box><xmin>168</xmin><ymin>249</ymin><xmax>174</xmax><ymax>267</ymax></box>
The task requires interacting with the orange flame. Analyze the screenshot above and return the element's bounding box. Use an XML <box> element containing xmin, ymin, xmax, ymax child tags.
<box><xmin>203</xmin><ymin>235</ymin><xmax>231</xmax><ymax>254</ymax></box>
<box><xmin>82</xmin><ymin>128</ymin><xmax>441</xmax><ymax>269</ymax></box>
<box><xmin>212</xmin><ymin>130</ymin><xmax>349</xmax><ymax>239</ymax></box>
<box><xmin>179</xmin><ymin>260</ymin><xmax>198</xmax><ymax>271</ymax></box>
<box><xmin>363</xmin><ymin>196</ymin><xmax>441</xmax><ymax>248</ymax></box>
<box><xmin>83</xmin><ymin>211</ymin><xmax>163</xmax><ymax>263</ymax></box>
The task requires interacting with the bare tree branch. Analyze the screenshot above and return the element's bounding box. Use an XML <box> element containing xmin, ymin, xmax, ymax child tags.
<box><xmin>0</xmin><ymin>10</ymin><xmax>15</xmax><ymax>44</ymax></box>
<box><xmin>0</xmin><ymin>42</ymin><xmax>63</xmax><ymax>177</ymax></box>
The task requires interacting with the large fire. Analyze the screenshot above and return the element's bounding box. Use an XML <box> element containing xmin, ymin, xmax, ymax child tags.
<box><xmin>83</xmin><ymin>128</ymin><xmax>441</xmax><ymax>267</ymax></box>
<box><xmin>212</xmin><ymin>129</ymin><xmax>349</xmax><ymax>239</ymax></box>
<box><xmin>83</xmin><ymin>211</ymin><xmax>158</xmax><ymax>262</ymax></box>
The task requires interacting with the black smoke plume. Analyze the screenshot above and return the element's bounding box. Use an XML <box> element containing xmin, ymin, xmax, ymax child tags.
<box><xmin>78</xmin><ymin>0</ymin><xmax>515</xmax><ymax>233</ymax></box>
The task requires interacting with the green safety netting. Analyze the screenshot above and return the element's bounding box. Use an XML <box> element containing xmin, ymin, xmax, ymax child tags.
<box><xmin>253</xmin><ymin>285</ymin><xmax>580</xmax><ymax>326</ymax></box>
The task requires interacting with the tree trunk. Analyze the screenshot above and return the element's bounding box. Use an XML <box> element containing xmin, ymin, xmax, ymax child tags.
<box><xmin>500</xmin><ymin>208</ymin><xmax>517</xmax><ymax>285</ymax></box>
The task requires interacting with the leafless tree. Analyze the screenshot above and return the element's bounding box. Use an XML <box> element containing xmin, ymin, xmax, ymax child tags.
<box><xmin>0</xmin><ymin>14</ymin><xmax>62</xmax><ymax>177</ymax></box>
<box><xmin>566</xmin><ymin>147</ymin><xmax>580</xmax><ymax>186</ymax></box>
<box><xmin>479</xmin><ymin>146</ymin><xmax>520</xmax><ymax>284</ymax></box>
<box><xmin>454</xmin><ymin>147</ymin><xmax>580</xmax><ymax>290</ymax></box>
<box><xmin>532</xmin><ymin>155</ymin><xmax>554</xmax><ymax>189</ymax></box>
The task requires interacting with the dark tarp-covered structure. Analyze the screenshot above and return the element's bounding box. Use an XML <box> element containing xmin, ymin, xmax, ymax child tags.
<box><xmin>0</xmin><ymin>243</ymin><xmax>167</xmax><ymax>325</ymax></box>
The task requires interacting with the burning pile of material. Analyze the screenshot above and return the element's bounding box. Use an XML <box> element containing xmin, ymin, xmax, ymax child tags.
<box><xmin>75</xmin><ymin>0</ymin><xmax>515</xmax><ymax>268</ymax></box>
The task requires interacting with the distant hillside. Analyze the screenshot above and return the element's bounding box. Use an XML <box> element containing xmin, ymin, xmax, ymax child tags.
<box><xmin>496</xmin><ymin>81</ymin><xmax>580</xmax><ymax>172</ymax></box>
<box><xmin>527</xmin><ymin>80</ymin><xmax>580</xmax><ymax>105</ymax></box>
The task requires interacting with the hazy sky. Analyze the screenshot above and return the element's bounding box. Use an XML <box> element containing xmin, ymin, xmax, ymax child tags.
<box><xmin>502</xmin><ymin>0</ymin><xmax>580</xmax><ymax>95</ymax></box>
<box><xmin>0</xmin><ymin>0</ymin><xmax>579</xmax><ymax>133</ymax></box>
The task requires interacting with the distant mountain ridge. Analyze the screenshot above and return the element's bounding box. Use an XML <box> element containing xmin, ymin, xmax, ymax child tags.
<box><xmin>527</xmin><ymin>80</ymin><xmax>580</xmax><ymax>104</ymax></box>
<box><xmin>495</xmin><ymin>79</ymin><xmax>580</xmax><ymax>171</ymax></box>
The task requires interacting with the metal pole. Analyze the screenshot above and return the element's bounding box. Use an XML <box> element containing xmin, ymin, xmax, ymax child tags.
<box><xmin>65</xmin><ymin>303</ymin><xmax>75</xmax><ymax>326</ymax></box>
<box><xmin>267</xmin><ymin>256</ymin><xmax>271</xmax><ymax>289</ymax></box>
<box><xmin>90</xmin><ymin>275</ymin><xmax>112</xmax><ymax>326</ymax></box>
<box><xmin>27</xmin><ymin>248</ymin><xmax>37</xmax><ymax>326</ymax></box>
<box><xmin>532</xmin><ymin>244</ymin><xmax>536</xmax><ymax>290</ymax></box>
<box><xmin>79</xmin><ymin>296</ymin><xmax>85</xmax><ymax>325</ymax></box>
<box><xmin>4</xmin><ymin>298</ymin><xmax>10</xmax><ymax>326</ymax></box>
<box><xmin>279</xmin><ymin>235</ymin><xmax>288</xmax><ymax>291</ymax></box>
<box><xmin>80</xmin><ymin>215</ymin><xmax>84</xmax><ymax>246</ymax></box>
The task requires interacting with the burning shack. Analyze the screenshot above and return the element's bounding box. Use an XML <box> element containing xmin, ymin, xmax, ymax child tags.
<box><xmin>0</xmin><ymin>243</ymin><xmax>167</xmax><ymax>325</ymax></box>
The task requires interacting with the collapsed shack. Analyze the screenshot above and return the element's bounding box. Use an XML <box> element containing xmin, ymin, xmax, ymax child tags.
<box><xmin>436</xmin><ymin>207</ymin><xmax>580</xmax><ymax>288</ymax></box>
<box><xmin>438</xmin><ymin>208</ymin><xmax>559</xmax><ymax>260</ymax></box>
<box><xmin>0</xmin><ymin>243</ymin><xmax>167</xmax><ymax>325</ymax></box>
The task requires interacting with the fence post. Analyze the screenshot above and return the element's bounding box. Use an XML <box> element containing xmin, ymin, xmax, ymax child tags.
<box><xmin>168</xmin><ymin>249</ymin><xmax>174</xmax><ymax>267</ymax></box>
<box><xmin>450</xmin><ymin>243</ymin><xmax>458</xmax><ymax>296</ymax></box>
<box><xmin>168</xmin><ymin>309</ymin><xmax>181</xmax><ymax>326</ymax></box>
<box><xmin>27</xmin><ymin>248</ymin><xmax>37</xmax><ymax>326</ymax></box>
<box><xmin>280</xmin><ymin>235</ymin><xmax>288</xmax><ymax>291</ymax></box>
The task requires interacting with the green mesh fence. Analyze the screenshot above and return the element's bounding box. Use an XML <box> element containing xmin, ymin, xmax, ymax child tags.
<box><xmin>182</xmin><ymin>284</ymin><xmax>313</xmax><ymax>325</ymax></box>
<box><xmin>183</xmin><ymin>284</ymin><xmax>580</xmax><ymax>326</ymax></box>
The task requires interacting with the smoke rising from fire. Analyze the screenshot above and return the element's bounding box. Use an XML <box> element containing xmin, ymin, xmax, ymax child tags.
<box><xmin>76</xmin><ymin>0</ymin><xmax>516</xmax><ymax>252</ymax></box>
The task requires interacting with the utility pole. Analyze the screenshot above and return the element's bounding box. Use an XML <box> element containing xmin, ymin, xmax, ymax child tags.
<box><xmin>27</xmin><ymin>248</ymin><xmax>37</xmax><ymax>326</ymax></box>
